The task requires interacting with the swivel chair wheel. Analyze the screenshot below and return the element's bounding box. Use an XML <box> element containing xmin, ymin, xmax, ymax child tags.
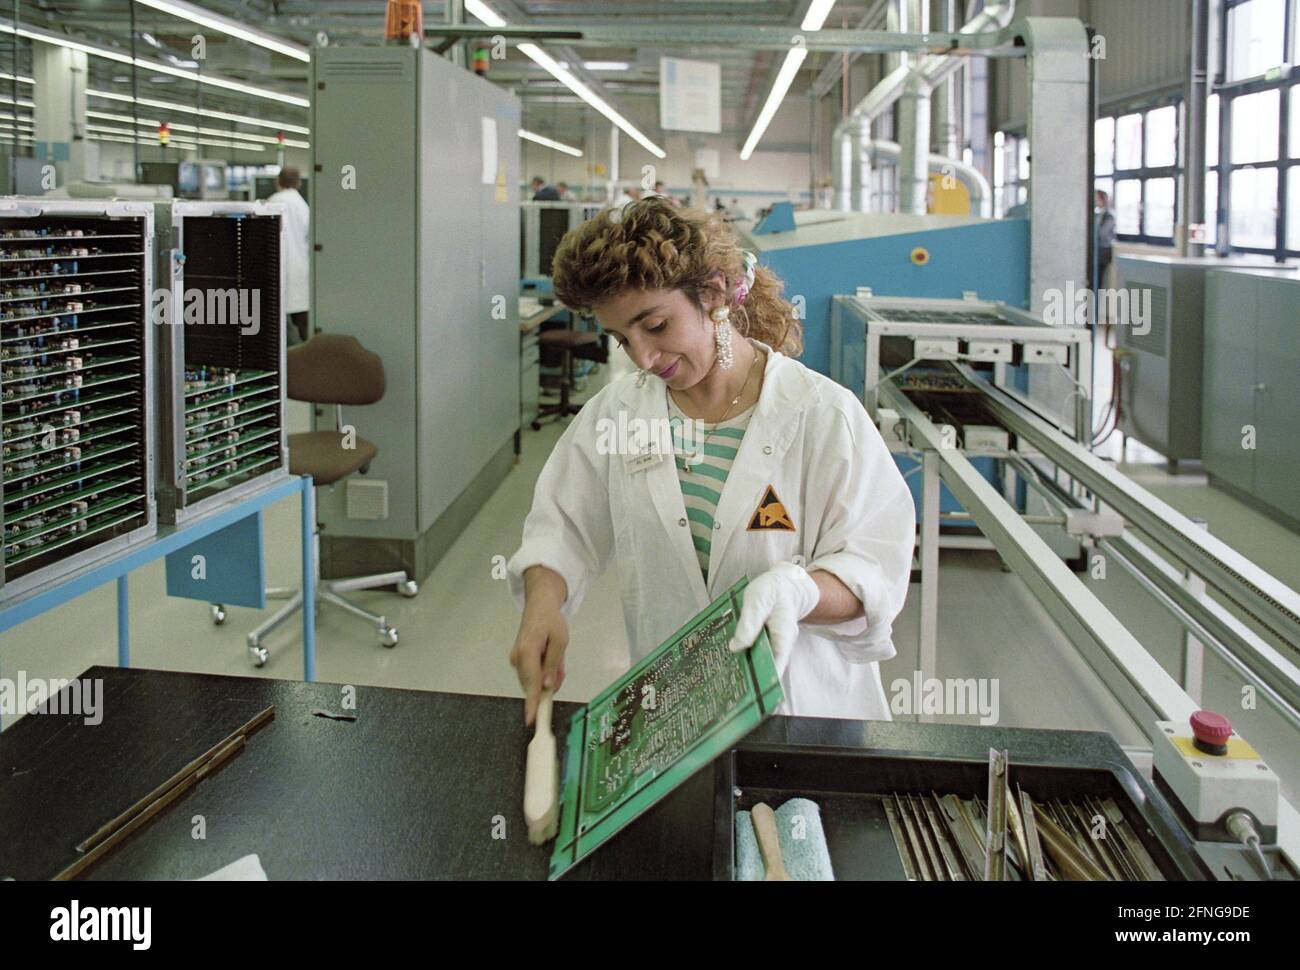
<box><xmin>211</xmin><ymin>603</ymin><xmax>227</xmax><ymax>625</ymax></box>
<box><xmin>380</xmin><ymin>626</ymin><xmax>399</xmax><ymax>648</ymax></box>
<box><xmin>397</xmin><ymin>580</ymin><xmax>419</xmax><ymax>598</ymax></box>
<box><xmin>531</xmin><ymin>420</ymin><xmax>541</xmax><ymax>431</ymax></box>
<box><xmin>247</xmin><ymin>635</ymin><xmax>269</xmax><ymax>667</ymax></box>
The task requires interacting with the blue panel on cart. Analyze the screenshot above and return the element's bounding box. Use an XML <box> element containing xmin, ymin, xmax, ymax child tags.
<box><xmin>895</xmin><ymin>453</ymin><xmax>1003</xmax><ymax>517</ymax></box>
<box><xmin>164</xmin><ymin>513</ymin><xmax>266</xmax><ymax>608</ymax></box>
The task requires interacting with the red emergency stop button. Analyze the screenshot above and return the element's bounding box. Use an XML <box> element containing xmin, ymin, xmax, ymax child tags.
<box><xmin>1190</xmin><ymin>710</ymin><xmax>1232</xmax><ymax>755</ymax></box>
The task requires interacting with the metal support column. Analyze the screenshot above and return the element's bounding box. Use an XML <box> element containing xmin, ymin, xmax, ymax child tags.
<box><xmin>117</xmin><ymin>576</ymin><xmax>129</xmax><ymax>667</ymax></box>
<box><xmin>919</xmin><ymin>449</ymin><xmax>941</xmax><ymax>723</ymax></box>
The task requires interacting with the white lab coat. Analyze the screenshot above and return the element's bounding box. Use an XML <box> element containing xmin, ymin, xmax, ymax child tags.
<box><xmin>267</xmin><ymin>187</ymin><xmax>310</xmax><ymax>315</ymax></box>
<box><xmin>508</xmin><ymin>340</ymin><xmax>916</xmax><ymax>720</ymax></box>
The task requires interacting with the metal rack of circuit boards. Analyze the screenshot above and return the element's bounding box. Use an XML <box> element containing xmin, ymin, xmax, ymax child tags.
<box><xmin>0</xmin><ymin>197</ymin><xmax>316</xmax><ymax>700</ymax></box>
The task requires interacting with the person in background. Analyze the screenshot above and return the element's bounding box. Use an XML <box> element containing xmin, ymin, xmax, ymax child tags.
<box><xmin>531</xmin><ymin>176</ymin><xmax>561</xmax><ymax>201</ymax></box>
<box><xmin>267</xmin><ymin>167</ymin><xmax>310</xmax><ymax>345</ymax></box>
<box><xmin>1095</xmin><ymin>189</ymin><xmax>1117</xmax><ymax>288</ymax></box>
<box><xmin>556</xmin><ymin>181</ymin><xmax>576</xmax><ymax>201</ymax></box>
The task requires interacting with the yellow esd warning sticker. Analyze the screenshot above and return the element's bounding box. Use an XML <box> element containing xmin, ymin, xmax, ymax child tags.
<box><xmin>747</xmin><ymin>484</ymin><xmax>795</xmax><ymax>532</ymax></box>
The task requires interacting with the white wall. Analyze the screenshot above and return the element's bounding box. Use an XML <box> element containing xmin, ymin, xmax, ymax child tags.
<box><xmin>522</xmin><ymin>95</ymin><xmax>815</xmax><ymax>211</ymax></box>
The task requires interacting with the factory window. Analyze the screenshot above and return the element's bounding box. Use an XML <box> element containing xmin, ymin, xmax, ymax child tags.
<box><xmin>992</xmin><ymin>130</ymin><xmax>1029</xmax><ymax>217</ymax></box>
<box><xmin>1291</xmin><ymin>86</ymin><xmax>1300</xmax><ymax>157</ymax></box>
<box><xmin>1096</xmin><ymin>100</ymin><xmax>1182</xmax><ymax>245</ymax></box>
<box><xmin>1226</xmin><ymin>0</ymin><xmax>1287</xmax><ymax>82</ymax></box>
<box><xmin>1114</xmin><ymin>180</ymin><xmax>1142</xmax><ymax>235</ymax></box>
<box><xmin>1206</xmin><ymin>170</ymin><xmax>1219</xmax><ymax>245</ymax></box>
<box><xmin>1146</xmin><ymin>106</ymin><xmax>1178</xmax><ymax>168</ymax></box>
<box><xmin>1289</xmin><ymin>168</ymin><xmax>1300</xmax><ymax>248</ymax></box>
<box><xmin>1208</xmin><ymin>95</ymin><xmax>1220</xmax><ymax>166</ymax></box>
<box><xmin>1095</xmin><ymin>117</ymin><xmax>1114</xmax><ymax>175</ymax></box>
<box><xmin>1231</xmin><ymin>88</ymin><xmax>1280</xmax><ymax>163</ymax></box>
<box><xmin>1215</xmin><ymin>29</ymin><xmax>1294</xmax><ymax>259</ymax></box>
<box><xmin>1229</xmin><ymin>166</ymin><xmax>1279</xmax><ymax>248</ymax></box>
<box><xmin>1115</xmin><ymin>113</ymin><xmax>1143</xmax><ymax>170</ymax></box>
<box><xmin>1145</xmin><ymin>178</ymin><xmax>1177</xmax><ymax>238</ymax></box>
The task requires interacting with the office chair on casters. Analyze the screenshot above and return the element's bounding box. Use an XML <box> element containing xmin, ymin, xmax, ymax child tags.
<box><xmin>532</xmin><ymin>328</ymin><xmax>600</xmax><ymax>429</ymax></box>
<box><xmin>227</xmin><ymin>333</ymin><xmax>419</xmax><ymax>667</ymax></box>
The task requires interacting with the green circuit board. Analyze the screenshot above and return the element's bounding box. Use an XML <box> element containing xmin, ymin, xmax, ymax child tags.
<box><xmin>548</xmin><ymin>578</ymin><xmax>783</xmax><ymax>879</ymax></box>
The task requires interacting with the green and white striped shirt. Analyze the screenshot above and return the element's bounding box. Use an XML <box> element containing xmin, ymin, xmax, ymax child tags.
<box><xmin>667</xmin><ymin>393</ymin><xmax>757</xmax><ymax>581</ymax></box>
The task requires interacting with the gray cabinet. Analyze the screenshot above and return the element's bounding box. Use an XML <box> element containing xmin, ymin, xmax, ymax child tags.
<box><xmin>311</xmin><ymin>47</ymin><xmax>521</xmax><ymax>579</ymax></box>
<box><xmin>1202</xmin><ymin>268</ymin><xmax>1300</xmax><ymax>528</ymax></box>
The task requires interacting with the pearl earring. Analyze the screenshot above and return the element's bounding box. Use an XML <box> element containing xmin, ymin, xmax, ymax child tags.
<box><xmin>711</xmin><ymin>307</ymin><xmax>734</xmax><ymax>370</ymax></box>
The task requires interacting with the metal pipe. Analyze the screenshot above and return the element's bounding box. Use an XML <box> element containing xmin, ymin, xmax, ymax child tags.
<box><xmin>1099</xmin><ymin>537</ymin><xmax>1300</xmax><ymax>734</ymax></box>
<box><xmin>856</xmin><ymin>122</ymin><xmax>873</xmax><ymax>211</ymax></box>
<box><xmin>833</xmin><ymin>124</ymin><xmax>854</xmax><ymax>210</ymax></box>
<box><xmin>833</xmin><ymin>0</ymin><xmax>1014</xmax><ymax>143</ymax></box>
<box><xmin>863</xmin><ymin>138</ymin><xmax>992</xmax><ymax>216</ymax></box>
<box><xmin>1183</xmin><ymin>0</ymin><xmax>1210</xmax><ymax>256</ymax></box>
<box><xmin>898</xmin><ymin>68</ymin><xmax>931</xmax><ymax>214</ymax></box>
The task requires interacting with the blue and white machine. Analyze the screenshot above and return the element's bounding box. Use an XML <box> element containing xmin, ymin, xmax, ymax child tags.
<box><xmin>736</xmin><ymin>207</ymin><xmax>1031</xmax><ymax>520</ymax></box>
<box><xmin>735</xmin><ymin>207</ymin><xmax>1029</xmax><ymax>379</ymax></box>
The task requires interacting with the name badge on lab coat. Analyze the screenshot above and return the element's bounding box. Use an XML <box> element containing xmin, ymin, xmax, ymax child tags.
<box><xmin>625</xmin><ymin>446</ymin><xmax>664</xmax><ymax>474</ymax></box>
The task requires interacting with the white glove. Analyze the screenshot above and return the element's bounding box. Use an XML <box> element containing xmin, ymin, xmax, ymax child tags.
<box><xmin>727</xmin><ymin>562</ymin><xmax>821</xmax><ymax>678</ymax></box>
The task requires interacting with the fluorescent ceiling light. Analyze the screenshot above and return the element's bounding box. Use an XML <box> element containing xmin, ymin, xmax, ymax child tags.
<box><xmin>583</xmin><ymin>61</ymin><xmax>629</xmax><ymax>71</ymax></box>
<box><xmin>464</xmin><ymin>0</ymin><xmax>507</xmax><ymax>28</ymax></box>
<box><xmin>89</xmin><ymin>133</ymin><xmax>200</xmax><ymax>150</ymax></box>
<box><xmin>801</xmin><ymin>0</ymin><xmax>838</xmax><ymax>31</ymax></box>
<box><xmin>466</xmin><ymin>1</ymin><xmax>665</xmax><ymax>158</ymax></box>
<box><xmin>132</xmin><ymin>55</ymin><xmax>308</xmax><ymax>106</ymax></box>
<box><xmin>134</xmin><ymin>0</ymin><xmax>310</xmax><ymax>62</ymax></box>
<box><xmin>0</xmin><ymin>19</ymin><xmax>308</xmax><ymax>108</ymax></box>
<box><xmin>88</xmin><ymin>88</ymin><xmax>310</xmax><ymax>135</ymax></box>
<box><xmin>518</xmin><ymin>43</ymin><xmax>664</xmax><ymax>158</ymax></box>
<box><xmin>86</xmin><ymin>109</ymin><xmax>309</xmax><ymax>148</ymax></box>
<box><xmin>519</xmin><ymin>128</ymin><xmax>582</xmax><ymax>157</ymax></box>
<box><xmin>88</xmin><ymin>122</ymin><xmax>262</xmax><ymax>152</ymax></box>
<box><xmin>739</xmin><ymin>46</ymin><xmax>807</xmax><ymax>160</ymax></box>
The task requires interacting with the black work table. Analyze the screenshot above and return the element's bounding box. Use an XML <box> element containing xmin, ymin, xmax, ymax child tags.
<box><xmin>0</xmin><ymin>666</ymin><xmax>1175</xmax><ymax>880</ymax></box>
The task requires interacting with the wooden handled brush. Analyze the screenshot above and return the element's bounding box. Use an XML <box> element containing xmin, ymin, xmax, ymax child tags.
<box><xmin>524</xmin><ymin>689</ymin><xmax>559</xmax><ymax>845</ymax></box>
<box><xmin>752</xmin><ymin>802</ymin><xmax>791</xmax><ymax>881</ymax></box>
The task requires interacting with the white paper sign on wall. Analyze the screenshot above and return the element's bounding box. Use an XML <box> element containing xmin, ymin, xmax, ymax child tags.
<box><xmin>481</xmin><ymin>117</ymin><xmax>498</xmax><ymax>185</ymax></box>
<box><xmin>659</xmin><ymin>57</ymin><xmax>721</xmax><ymax>134</ymax></box>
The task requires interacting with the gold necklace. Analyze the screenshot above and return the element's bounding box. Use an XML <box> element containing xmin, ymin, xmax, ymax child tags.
<box><xmin>674</xmin><ymin>352</ymin><xmax>762</xmax><ymax>474</ymax></box>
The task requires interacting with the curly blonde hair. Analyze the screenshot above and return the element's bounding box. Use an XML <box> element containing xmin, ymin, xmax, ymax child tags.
<box><xmin>551</xmin><ymin>197</ymin><xmax>803</xmax><ymax>357</ymax></box>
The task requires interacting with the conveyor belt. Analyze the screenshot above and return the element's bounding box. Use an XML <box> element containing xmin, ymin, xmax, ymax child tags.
<box><xmin>959</xmin><ymin>365</ymin><xmax>1300</xmax><ymax>656</ymax></box>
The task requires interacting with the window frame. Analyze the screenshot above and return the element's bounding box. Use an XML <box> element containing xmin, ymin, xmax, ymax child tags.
<box><xmin>992</xmin><ymin>129</ymin><xmax>1030</xmax><ymax>217</ymax></box>
<box><xmin>1094</xmin><ymin>96</ymin><xmax>1184</xmax><ymax>247</ymax></box>
<box><xmin>1215</xmin><ymin>0</ymin><xmax>1298</xmax><ymax>259</ymax></box>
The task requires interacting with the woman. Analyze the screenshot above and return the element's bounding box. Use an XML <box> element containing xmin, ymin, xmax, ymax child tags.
<box><xmin>508</xmin><ymin>198</ymin><xmax>915</xmax><ymax>726</ymax></box>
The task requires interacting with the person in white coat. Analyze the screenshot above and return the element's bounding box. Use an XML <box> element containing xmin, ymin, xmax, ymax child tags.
<box><xmin>508</xmin><ymin>198</ymin><xmax>915</xmax><ymax>726</ymax></box>
<box><xmin>266</xmin><ymin>167</ymin><xmax>310</xmax><ymax>344</ymax></box>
